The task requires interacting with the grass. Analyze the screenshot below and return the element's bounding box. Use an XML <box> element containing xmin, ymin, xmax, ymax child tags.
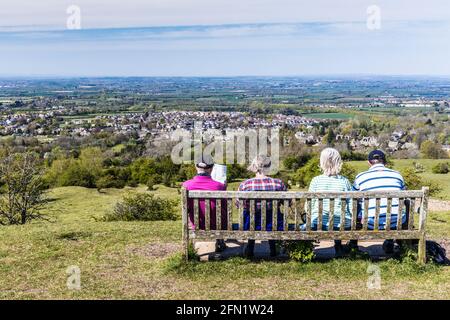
<box><xmin>348</xmin><ymin>159</ymin><xmax>450</xmax><ymax>200</ymax></box>
<box><xmin>0</xmin><ymin>182</ymin><xmax>449</xmax><ymax>299</ymax></box>
<box><xmin>303</xmin><ymin>113</ymin><xmax>354</xmax><ymax>120</ymax></box>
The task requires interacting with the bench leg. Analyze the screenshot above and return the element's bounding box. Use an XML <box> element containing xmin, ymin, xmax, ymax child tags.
<box><xmin>183</xmin><ymin>238</ymin><xmax>189</xmax><ymax>262</ymax></box>
<box><xmin>417</xmin><ymin>235</ymin><xmax>426</xmax><ymax>265</ymax></box>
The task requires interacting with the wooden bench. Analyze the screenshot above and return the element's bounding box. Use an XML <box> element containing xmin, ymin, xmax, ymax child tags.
<box><xmin>181</xmin><ymin>187</ymin><xmax>430</xmax><ymax>264</ymax></box>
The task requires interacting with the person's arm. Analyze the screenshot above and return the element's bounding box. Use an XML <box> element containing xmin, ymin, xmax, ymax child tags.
<box><xmin>344</xmin><ymin>178</ymin><xmax>353</xmax><ymax>222</ymax></box>
<box><xmin>352</xmin><ymin>176</ymin><xmax>363</xmax><ymax>220</ymax></box>
<box><xmin>400</xmin><ymin>176</ymin><xmax>406</xmax><ymax>190</ymax></box>
<box><xmin>352</xmin><ymin>176</ymin><xmax>360</xmax><ymax>191</ymax></box>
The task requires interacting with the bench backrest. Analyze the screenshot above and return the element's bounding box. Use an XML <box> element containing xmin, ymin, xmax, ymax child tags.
<box><xmin>182</xmin><ymin>187</ymin><xmax>429</xmax><ymax>239</ymax></box>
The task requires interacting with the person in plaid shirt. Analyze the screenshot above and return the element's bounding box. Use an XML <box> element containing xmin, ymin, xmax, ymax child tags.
<box><xmin>238</xmin><ymin>155</ymin><xmax>287</xmax><ymax>257</ymax></box>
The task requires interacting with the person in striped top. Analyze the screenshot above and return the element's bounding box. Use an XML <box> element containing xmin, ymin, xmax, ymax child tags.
<box><xmin>238</xmin><ymin>155</ymin><xmax>287</xmax><ymax>257</ymax></box>
<box><xmin>353</xmin><ymin>150</ymin><xmax>408</xmax><ymax>254</ymax></box>
<box><xmin>303</xmin><ymin>148</ymin><xmax>353</xmax><ymax>256</ymax></box>
<box><xmin>353</xmin><ymin>150</ymin><xmax>408</xmax><ymax>253</ymax></box>
<box><xmin>353</xmin><ymin>150</ymin><xmax>407</xmax><ymax>229</ymax></box>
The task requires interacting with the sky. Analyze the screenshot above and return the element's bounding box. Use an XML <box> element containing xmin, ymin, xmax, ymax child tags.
<box><xmin>0</xmin><ymin>0</ymin><xmax>449</xmax><ymax>77</ymax></box>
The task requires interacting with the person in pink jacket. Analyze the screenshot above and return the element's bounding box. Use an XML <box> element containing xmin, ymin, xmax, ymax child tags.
<box><xmin>182</xmin><ymin>156</ymin><xmax>227</xmax><ymax>252</ymax></box>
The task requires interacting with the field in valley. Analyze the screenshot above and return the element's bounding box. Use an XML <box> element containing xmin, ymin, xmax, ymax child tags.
<box><xmin>0</xmin><ymin>160</ymin><xmax>449</xmax><ymax>299</ymax></box>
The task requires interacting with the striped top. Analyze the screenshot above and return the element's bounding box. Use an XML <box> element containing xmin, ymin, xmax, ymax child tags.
<box><xmin>305</xmin><ymin>174</ymin><xmax>353</xmax><ymax>230</ymax></box>
<box><xmin>353</xmin><ymin>163</ymin><xmax>406</xmax><ymax>229</ymax></box>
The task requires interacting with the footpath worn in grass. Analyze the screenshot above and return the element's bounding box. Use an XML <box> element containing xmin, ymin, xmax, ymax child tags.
<box><xmin>0</xmin><ymin>185</ymin><xmax>449</xmax><ymax>299</ymax></box>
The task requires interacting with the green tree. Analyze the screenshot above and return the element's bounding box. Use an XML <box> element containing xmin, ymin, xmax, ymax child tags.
<box><xmin>0</xmin><ymin>152</ymin><xmax>47</xmax><ymax>225</ymax></box>
<box><xmin>325</xmin><ymin>129</ymin><xmax>336</xmax><ymax>146</ymax></box>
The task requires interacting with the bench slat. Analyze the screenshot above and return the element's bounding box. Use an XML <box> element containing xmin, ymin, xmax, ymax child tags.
<box><xmin>227</xmin><ymin>199</ymin><xmax>232</xmax><ymax>231</ymax></box>
<box><xmin>306</xmin><ymin>198</ymin><xmax>312</xmax><ymax>231</ymax></box>
<box><xmin>261</xmin><ymin>200</ymin><xmax>267</xmax><ymax>232</ymax></box>
<box><xmin>397</xmin><ymin>198</ymin><xmax>404</xmax><ymax>231</ymax></box>
<box><xmin>194</xmin><ymin>199</ymin><xmax>200</xmax><ymax>231</ymax></box>
<box><xmin>363</xmin><ymin>198</ymin><xmax>369</xmax><ymax>231</ymax></box>
<box><xmin>216</xmin><ymin>199</ymin><xmax>221</xmax><ymax>230</ymax></box>
<box><xmin>374</xmin><ymin>198</ymin><xmax>380</xmax><ymax>231</ymax></box>
<box><xmin>190</xmin><ymin>230</ymin><xmax>423</xmax><ymax>241</ymax></box>
<box><xmin>294</xmin><ymin>199</ymin><xmax>300</xmax><ymax>231</ymax></box>
<box><xmin>318</xmin><ymin>199</ymin><xmax>323</xmax><ymax>231</ymax></box>
<box><xmin>408</xmin><ymin>198</ymin><xmax>415</xmax><ymax>230</ymax></box>
<box><xmin>239</xmin><ymin>200</ymin><xmax>244</xmax><ymax>231</ymax></box>
<box><xmin>351</xmin><ymin>198</ymin><xmax>357</xmax><ymax>231</ymax></box>
<box><xmin>205</xmin><ymin>199</ymin><xmax>211</xmax><ymax>231</ymax></box>
<box><xmin>250</xmin><ymin>200</ymin><xmax>255</xmax><ymax>231</ymax></box>
<box><xmin>386</xmin><ymin>198</ymin><xmax>392</xmax><ymax>231</ymax></box>
<box><xmin>329</xmin><ymin>199</ymin><xmax>335</xmax><ymax>232</ymax></box>
<box><xmin>273</xmin><ymin>200</ymin><xmax>278</xmax><ymax>231</ymax></box>
<box><xmin>284</xmin><ymin>200</ymin><xmax>289</xmax><ymax>231</ymax></box>
<box><xmin>340</xmin><ymin>198</ymin><xmax>346</xmax><ymax>231</ymax></box>
<box><xmin>188</xmin><ymin>190</ymin><xmax>424</xmax><ymax>199</ymax></box>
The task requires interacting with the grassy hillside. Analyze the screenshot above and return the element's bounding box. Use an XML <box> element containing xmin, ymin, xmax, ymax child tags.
<box><xmin>0</xmin><ymin>185</ymin><xmax>449</xmax><ymax>299</ymax></box>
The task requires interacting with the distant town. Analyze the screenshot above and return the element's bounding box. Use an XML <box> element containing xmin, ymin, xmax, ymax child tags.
<box><xmin>0</xmin><ymin>77</ymin><xmax>449</xmax><ymax>158</ymax></box>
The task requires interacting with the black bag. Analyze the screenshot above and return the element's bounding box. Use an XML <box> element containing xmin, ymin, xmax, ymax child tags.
<box><xmin>426</xmin><ymin>241</ymin><xmax>449</xmax><ymax>265</ymax></box>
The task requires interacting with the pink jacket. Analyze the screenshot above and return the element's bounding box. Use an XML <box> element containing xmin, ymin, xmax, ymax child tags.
<box><xmin>183</xmin><ymin>175</ymin><xmax>227</xmax><ymax>230</ymax></box>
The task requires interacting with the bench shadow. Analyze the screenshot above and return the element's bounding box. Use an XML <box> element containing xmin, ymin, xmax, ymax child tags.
<box><xmin>198</xmin><ymin>241</ymin><xmax>396</xmax><ymax>263</ymax></box>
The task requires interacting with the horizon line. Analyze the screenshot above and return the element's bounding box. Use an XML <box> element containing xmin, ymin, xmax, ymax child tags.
<box><xmin>2</xmin><ymin>74</ymin><xmax>450</xmax><ymax>80</ymax></box>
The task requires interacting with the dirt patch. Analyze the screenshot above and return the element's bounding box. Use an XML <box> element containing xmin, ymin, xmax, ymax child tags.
<box><xmin>128</xmin><ymin>242</ymin><xmax>181</xmax><ymax>259</ymax></box>
<box><xmin>429</xmin><ymin>199</ymin><xmax>450</xmax><ymax>212</ymax></box>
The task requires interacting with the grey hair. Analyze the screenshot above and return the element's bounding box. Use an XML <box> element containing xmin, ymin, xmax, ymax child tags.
<box><xmin>319</xmin><ymin>148</ymin><xmax>343</xmax><ymax>176</ymax></box>
<box><xmin>248</xmin><ymin>155</ymin><xmax>272</xmax><ymax>174</ymax></box>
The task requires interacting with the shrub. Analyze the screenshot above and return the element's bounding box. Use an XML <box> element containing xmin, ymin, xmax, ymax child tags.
<box><xmin>104</xmin><ymin>193</ymin><xmax>178</xmax><ymax>221</ymax></box>
<box><xmin>227</xmin><ymin>163</ymin><xmax>252</xmax><ymax>181</ymax></box>
<box><xmin>283</xmin><ymin>154</ymin><xmax>313</xmax><ymax>171</ymax></box>
<box><xmin>282</xmin><ymin>240</ymin><xmax>315</xmax><ymax>263</ymax></box>
<box><xmin>412</xmin><ymin>162</ymin><xmax>425</xmax><ymax>173</ymax></box>
<box><xmin>0</xmin><ymin>152</ymin><xmax>48</xmax><ymax>225</ymax></box>
<box><xmin>431</xmin><ymin>162</ymin><xmax>449</xmax><ymax>174</ymax></box>
<box><xmin>420</xmin><ymin>141</ymin><xmax>448</xmax><ymax>159</ymax></box>
<box><xmin>146</xmin><ymin>175</ymin><xmax>158</xmax><ymax>191</ymax></box>
<box><xmin>400</xmin><ymin>167</ymin><xmax>442</xmax><ymax>196</ymax></box>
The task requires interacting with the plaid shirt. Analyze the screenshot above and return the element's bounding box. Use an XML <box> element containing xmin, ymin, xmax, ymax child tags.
<box><xmin>237</xmin><ymin>177</ymin><xmax>287</xmax><ymax>230</ymax></box>
<box><xmin>238</xmin><ymin>177</ymin><xmax>287</xmax><ymax>210</ymax></box>
<box><xmin>238</xmin><ymin>177</ymin><xmax>287</xmax><ymax>192</ymax></box>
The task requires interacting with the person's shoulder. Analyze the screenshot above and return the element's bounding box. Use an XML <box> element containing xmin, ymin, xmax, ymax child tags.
<box><xmin>238</xmin><ymin>179</ymin><xmax>251</xmax><ymax>190</ymax></box>
<box><xmin>240</xmin><ymin>178</ymin><xmax>255</xmax><ymax>185</ymax></box>
<box><xmin>354</xmin><ymin>168</ymin><xmax>373</xmax><ymax>182</ymax></box>
<box><xmin>337</xmin><ymin>175</ymin><xmax>351</xmax><ymax>182</ymax></box>
<box><xmin>272</xmin><ymin>178</ymin><xmax>287</xmax><ymax>188</ymax></box>
<box><xmin>182</xmin><ymin>179</ymin><xmax>193</xmax><ymax>189</ymax></box>
<box><xmin>337</xmin><ymin>175</ymin><xmax>352</xmax><ymax>188</ymax></box>
<box><xmin>213</xmin><ymin>181</ymin><xmax>226</xmax><ymax>190</ymax></box>
<box><xmin>271</xmin><ymin>177</ymin><xmax>285</xmax><ymax>184</ymax></box>
<box><xmin>310</xmin><ymin>175</ymin><xmax>325</xmax><ymax>183</ymax></box>
<box><xmin>389</xmin><ymin>168</ymin><xmax>403</xmax><ymax>177</ymax></box>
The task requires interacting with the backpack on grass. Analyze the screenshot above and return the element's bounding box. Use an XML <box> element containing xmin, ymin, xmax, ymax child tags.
<box><xmin>426</xmin><ymin>241</ymin><xmax>449</xmax><ymax>265</ymax></box>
